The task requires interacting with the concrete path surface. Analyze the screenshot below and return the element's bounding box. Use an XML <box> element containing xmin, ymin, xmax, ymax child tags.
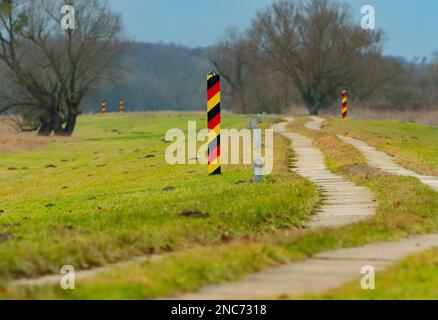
<box><xmin>170</xmin><ymin>118</ymin><xmax>380</xmax><ymax>299</ymax></box>
<box><xmin>309</xmin><ymin>116</ymin><xmax>438</xmax><ymax>192</ymax></box>
<box><xmin>177</xmin><ymin>234</ymin><xmax>438</xmax><ymax>300</ymax></box>
<box><xmin>272</xmin><ymin>118</ymin><xmax>376</xmax><ymax>228</ymax></box>
<box><xmin>171</xmin><ymin>117</ymin><xmax>438</xmax><ymax>300</ymax></box>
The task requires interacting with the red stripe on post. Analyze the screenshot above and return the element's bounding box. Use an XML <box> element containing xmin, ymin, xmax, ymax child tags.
<box><xmin>208</xmin><ymin>113</ymin><xmax>221</xmax><ymax>130</ymax></box>
<box><xmin>207</xmin><ymin>81</ymin><xmax>220</xmax><ymax>101</ymax></box>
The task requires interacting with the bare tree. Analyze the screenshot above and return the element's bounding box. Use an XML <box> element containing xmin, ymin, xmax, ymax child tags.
<box><xmin>0</xmin><ymin>0</ymin><xmax>59</xmax><ymax>133</ymax></box>
<box><xmin>249</xmin><ymin>0</ymin><xmax>391</xmax><ymax>115</ymax></box>
<box><xmin>0</xmin><ymin>0</ymin><xmax>126</xmax><ymax>135</ymax></box>
<box><xmin>208</xmin><ymin>29</ymin><xmax>252</xmax><ymax>113</ymax></box>
<box><xmin>209</xmin><ymin>28</ymin><xmax>297</xmax><ymax>114</ymax></box>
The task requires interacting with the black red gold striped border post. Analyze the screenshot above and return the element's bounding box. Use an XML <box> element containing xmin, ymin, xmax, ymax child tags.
<box><xmin>341</xmin><ymin>90</ymin><xmax>348</xmax><ymax>120</ymax></box>
<box><xmin>207</xmin><ymin>72</ymin><xmax>221</xmax><ymax>175</ymax></box>
<box><xmin>102</xmin><ymin>99</ymin><xmax>107</xmax><ymax>114</ymax></box>
<box><xmin>119</xmin><ymin>97</ymin><xmax>124</xmax><ymax>113</ymax></box>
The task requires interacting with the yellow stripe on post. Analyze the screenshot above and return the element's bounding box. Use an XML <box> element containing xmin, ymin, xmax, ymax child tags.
<box><xmin>207</xmin><ymin>92</ymin><xmax>221</xmax><ymax>112</ymax></box>
<box><xmin>208</xmin><ymin>163</ymin><xmax>221</xmax><ymax>175</ymax></box>
<box><xmin>207</xmin><ymin>125</ymin><xmax>221</xmax><ymax>141</ymax></box>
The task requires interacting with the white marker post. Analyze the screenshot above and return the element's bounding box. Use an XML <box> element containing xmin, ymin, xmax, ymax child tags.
<box><xmin>252</xmin><ymin>127</ymin><xmax>263</xmax><ymax>183</ymax></box>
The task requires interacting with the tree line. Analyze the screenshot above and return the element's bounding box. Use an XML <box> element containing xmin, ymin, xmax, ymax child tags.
<box><xmin>1</xmin><ymin>0</ymin><xmax>437</xmax><ymax>136</ymax></box>
<box><xmin>85</xmin><ymin>42</ymin><xmax>211</xmax><ymax>113</ymax></box>
<box><xmin>209</xmin><ymin>0</ymin><xmax>438</xmax><ymax>115</ymax></box>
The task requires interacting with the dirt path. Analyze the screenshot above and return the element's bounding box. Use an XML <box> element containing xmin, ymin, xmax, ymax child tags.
<box><xmin>309</xmin><ymin>116</ymin><xmax>438</xmax><ymax>192</ymax></box>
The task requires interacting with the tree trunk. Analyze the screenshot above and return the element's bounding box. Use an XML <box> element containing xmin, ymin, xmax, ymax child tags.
<box><xmin>306</xmin><ymin>100</ymin><xmax>320</xmax><ymax>115</ymax></box>
<box><xmin>63</xmin><ymin>111</ymin><xmax>78</xmax><ymax>136</ymax></box>
<box><xmin>309</xmin><ymin>106</ymin><xmax>320</xmax><ymax>116</ymax></box>
<box><xmin>52</xmin><ymin>109</ymin><xmax>64</xmax><ymax>135</ymax></box>
<box><xmin>37</xmin><ymin>117</ymin><xmax>52</xmax><ymax>136</ymax></box>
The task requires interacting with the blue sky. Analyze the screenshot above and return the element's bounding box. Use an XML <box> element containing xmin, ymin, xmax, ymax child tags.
<box><xmin>108</xmin><ymin>0</ymin><xmax>438</xmax><ymax>61</ymax></box>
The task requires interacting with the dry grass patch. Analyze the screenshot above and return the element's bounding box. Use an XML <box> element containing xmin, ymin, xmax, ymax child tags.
<box><xmin>0</xmin><ymin>117</ymin><xmax>68</xmax><ymax>153</ymax></box>
<box><xmin>0</xmin><ymin>133</ymin><xmax>54</xmax><ymax>154</ymax></box>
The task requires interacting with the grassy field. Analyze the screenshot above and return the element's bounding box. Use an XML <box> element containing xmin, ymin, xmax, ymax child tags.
<box><xmin>2</xmin><ymin>115</ymin><xmax>436</xmax><ymax>299</ymax></box>
<box><xmin>323</xmin><ymin>119</ymin><xmax>438</xmax><ymax>175</ymax></box>
<box><xmin>0</xmin><ymin>113</ymin><xmax>320</xmax><ymax>291</ymax></box>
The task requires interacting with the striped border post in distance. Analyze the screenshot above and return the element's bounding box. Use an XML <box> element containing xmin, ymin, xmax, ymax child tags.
<box><xmin>207</xmin><ymin>72</ymin><xmax>221</xmax><ymax>175</ymax></box>
<box><xmin>102</xmin><ymin>99</ymin><xmax>107</xmax><ymax>115</ymax></box>
<box><xmin>119</xmin><ymin>97</ymin><xmax>124</xmax><ymax>113</ymax></box>
<box><xmin>341</xmin><ymin>90</ymin><xmax>348</xmax><ymax>120</ymax></box>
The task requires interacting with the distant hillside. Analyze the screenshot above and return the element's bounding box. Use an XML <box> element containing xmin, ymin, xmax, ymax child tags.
<box><xmin>84</xmin><ymin>42</ymin><xmax>212</xmax><ymax>113</ymax></box>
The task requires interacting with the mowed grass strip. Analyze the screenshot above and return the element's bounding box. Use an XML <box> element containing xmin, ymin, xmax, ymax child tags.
<box><xmin>5</xmin><ymin>117</ymin><xmax>438</xmax><ymax>300</ymax></box>
<box><xmin>0</xmin><ymin>113</ymin><xmax>319</xmax><ymax>283</ymax></box>
<box><xmin>323</xmin><ymin>119</ymin><xmax>438</xmax><ymax>176</ymax></box>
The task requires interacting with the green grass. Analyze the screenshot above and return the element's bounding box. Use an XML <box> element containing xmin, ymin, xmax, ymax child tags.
<box><xmin>6</xmin><ymin>243</ymin><xmax>298</xmax><ymax>299</ymax></box>
<box><xmin>0</xmin><ymin>113</ymin><xmax>319</xmax><ymax>284</ymax></box>
<box><xmin>323</xmin><ymin>119</ymin><xmax>438</xmax><ymax>175</ymax></box>
<box><xmin>3</xmin><ymin>115</ymin><xmax>437</xmax><ymax>300</ymax></box>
